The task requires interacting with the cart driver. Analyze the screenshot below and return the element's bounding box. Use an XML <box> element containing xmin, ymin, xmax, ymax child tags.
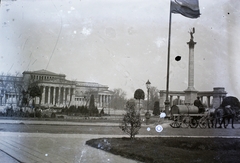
<box><xmin>194</xmin><ymin>97</ymin><xmax>205</xmax><ymax>113</ymax></box>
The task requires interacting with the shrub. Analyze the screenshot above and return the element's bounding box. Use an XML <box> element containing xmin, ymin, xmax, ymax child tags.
<box><xmin>119</xmin><ymin>99</ymin><xmax>141</xmax><ymax>139</ymax></box>
<box><xmin>100</xmin><ymin>108</ymin><xmax>105</xmax><ymax>116</ymax></box>
<box><xmin>88</xmin><ymin>95</ymin><xmax>99</xmax><ymax>116</ymax></box>
<box><xmin>35</xmin><ymin>110</ymin><xmax>42</xmax><ymax>118</ymax></box>
<box><xmin>69</xmin><ymin>105</ymin><xmax>76</xmax><ymax>112</ymax></box>
<box><xmin>51</xmin><ymin>113</ymin><xmax>56</xmax><ymax>118</ymax></box>
<box><xmin>82</xmin><ymin>106</ymin><xmax>89</xmax><ymax>115</ymax></box>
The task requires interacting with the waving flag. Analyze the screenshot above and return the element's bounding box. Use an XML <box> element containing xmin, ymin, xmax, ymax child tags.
<box><xmin>171</xmin><ymin>0</ymin><xmax>200</xmax><ymax>18</ymax></box>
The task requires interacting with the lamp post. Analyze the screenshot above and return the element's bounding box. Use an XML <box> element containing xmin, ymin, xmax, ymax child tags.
<box><xmin>0</xmin><ymin>90</ymin><xmax>3</xmax><ymax>106</ymax></box>
<box><xmin>0</xmin><ymin>80</ymin><xmax>3</xmax><ymax>106</ymax></box>
<box><xmin>145</xmin><ymin>80</ymin><xmax>151</xmax><ymax>124</ymax></box>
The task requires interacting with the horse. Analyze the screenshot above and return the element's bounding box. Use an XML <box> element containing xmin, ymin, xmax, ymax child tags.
<box><xmin>203</xmin><ymin>108</ymin><xmax>215</xmax><ymax>128</ymax></box>
<box><xmin>224</xmin><ymin>106</ymin><xmax>237</xmax><ymax>128</ymax></box>
<box><xmin>214</xmin><ymin>105</ymin><xmax>236</xmax><ymax>128</ymax></box>
<box><xmin>213</xmin><ymin>96</ymin><xmax>240</xmax><ymax>128</ymax></box>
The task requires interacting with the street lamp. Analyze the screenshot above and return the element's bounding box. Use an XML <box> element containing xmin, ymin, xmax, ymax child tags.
<box><xmin>0</xmin><ymin>90</ymin><xmax>3</xmax><ymax>106</ymax></box>
<box><xmin>146</xmin><ymin>80</ymin><xmax>151</xmax><ymax>113</ymax></box>
<box><xmin>145</xmin><ymin>80</ymin><xmax>151</xmax><ymax>125</ymax></box>
<box><xmin>0</xmin><ymin>80</ymin><xmax>3</xmax><ymax>106</ymax></box>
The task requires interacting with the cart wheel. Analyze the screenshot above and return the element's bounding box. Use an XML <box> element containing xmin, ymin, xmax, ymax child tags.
<box><xmin>189</xmin><ymin>119</ymin><xmax>198</xmax><ymax>128</ymax></box>
<box><xmin>181</xmin><ymin>117</ymin><xmax>190</xmax><ymax>128</ymax></box>
<box><xmin>170</xmin><ymin>121</ymin><xmax>180</xmax><ymax>128</ymax></box>
<box><xmin>199</xmin><ymin>117</ymin><xmax>207</xmax><ymax>129</ymax></box>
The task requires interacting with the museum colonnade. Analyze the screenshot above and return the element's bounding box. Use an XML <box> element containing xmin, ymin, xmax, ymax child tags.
<box><xmin>0</xmin><ymin>92</ymin><xmax>21</xmax><ymax>106</ymax></box>
<box><xmin>75</xmin><ymin>94</ymin><xmax>111</xmax><ymax>108</ymax></box>
<box><xmin>98</xmin><ymin>94</ymin><xmax>111</xmax><ymax>108</ymax></box>
<box><xmin>36</xmin><ymin>85</ymin><xmax>75</xmax><ymax>107</ymax></box>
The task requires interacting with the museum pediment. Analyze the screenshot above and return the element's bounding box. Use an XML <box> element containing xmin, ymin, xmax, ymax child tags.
<box><xmin>23</xmin><ymin>69</ymin><xmax>66</xmax><ymax>77</ymax></box>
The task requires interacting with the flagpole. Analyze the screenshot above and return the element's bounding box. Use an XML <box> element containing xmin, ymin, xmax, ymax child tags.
<box><xmin>165</xmin><ymin>1</ymin><xmax>172</xmax><ymax>116</ymax></box>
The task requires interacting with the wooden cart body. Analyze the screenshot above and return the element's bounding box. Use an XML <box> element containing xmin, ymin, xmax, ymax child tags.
<box><xmin>170</xmin><ymin>105</ymin><xmax>209</xmax><ymax>128</ymax></box>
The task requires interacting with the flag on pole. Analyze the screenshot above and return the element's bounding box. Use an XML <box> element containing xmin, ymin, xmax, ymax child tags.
<box><xmin>170</xmin><ymin>0</ymin><xmax>200</xmax><ymax>18</ymax></box>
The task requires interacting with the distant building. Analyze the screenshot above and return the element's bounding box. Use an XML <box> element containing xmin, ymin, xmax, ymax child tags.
<box><xmin>0</xmin><ymin>69</ymin><xmax>113</xmax><ymax>109</ymax></box>
<box><xmin>0</xmin><ymin>75</ymin><xmax>23</xmax><ymax>107</ymax></box>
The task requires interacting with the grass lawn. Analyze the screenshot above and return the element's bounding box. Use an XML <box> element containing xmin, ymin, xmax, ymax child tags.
<box><xmin>86</xmin><ymin>137</ymin><xmax>240</xmax><ymax>163</ymax></box>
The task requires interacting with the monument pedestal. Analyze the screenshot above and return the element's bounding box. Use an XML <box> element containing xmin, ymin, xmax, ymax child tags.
<box><xmin>184</xmin><ymin>87</ymin><xmax>198</xmax><ymax>105</ymax></box>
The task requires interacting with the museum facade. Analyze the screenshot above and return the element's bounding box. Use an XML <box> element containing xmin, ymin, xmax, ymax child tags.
<box><xmin>0</xmin><ymin>69</ymin><xmax>113</xmax><ymax>109</ymax></box>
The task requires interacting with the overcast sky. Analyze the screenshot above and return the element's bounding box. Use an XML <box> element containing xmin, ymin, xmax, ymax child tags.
<box><xmin>0</xmin><ymin>0</ymin><xmax>240</xmax><ymax>99</ymax></box>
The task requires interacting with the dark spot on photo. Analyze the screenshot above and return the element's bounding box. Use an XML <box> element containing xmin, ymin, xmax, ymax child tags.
<box><xmin>175</xmin><ymin>56</ymin><xmax>181</xmax><ymax>61</ymax></box>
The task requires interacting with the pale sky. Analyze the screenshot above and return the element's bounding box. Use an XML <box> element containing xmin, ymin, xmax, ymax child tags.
<box><xmin>0</xmin><ymin>0</ymin><xmax>240</xmax><ymax>99</ymax></box>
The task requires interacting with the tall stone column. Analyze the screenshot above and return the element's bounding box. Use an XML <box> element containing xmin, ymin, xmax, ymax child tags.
<box><xmin>8</xmin><ymin>95</ymin><xmax>11</xmax><ymax>104</ymax></box>
<box><xmin>108</xmin><ymin>95</ymin><xmax>111</xmax><ymax>108</ymax></box>
<box><xmin>184</xmin><ymin>28</ymin><xmax>198</xmax><ymax>105</ymax></box>
<box><xmin>106</xmin><ymin>95</ymin><xmax>108</xmax><ymax>107</ymax></box>
<box><xmin>177</xmin><ymin>96</ymin><xmax>180</xmax><ymax>105</ymax></box>
<box><xmin>71</xmin><ymin>88</ymin><xmax>75</xmax><ymax>106</ymax></box>
<box><xmin>48</xmin><ymin>87</ymin><xmax>51</xmax><ymax>105</ymax></box>
<box><xmin>41</xmin><ymin>86</ymin><xmax>45</xmax><ymax>105</ymax></box>
<box><xmin>65</xmin><ymin>88</ymin><xmax>70</xmax><ymax>105</ymax></box>
<box><xmin>102</xmin><ymin>95</ymin><xmax>104</xmax><ymax>107</ymax></box>
<box><xmin>99</xmin><ymin>94</ymin><xmax>102</xmax><ymax>107</ymax></box>
<box><xmin>103</xmin><ymin>95</ymin><xmax>106</xmax><ymax>107</ymax></box>
<box><xmin>4</xmin><ymin>94</ymin><xmax>7</xmax><ymax>104</ymax></box>
<box><xmin>3</xmin><ymin>91</ymin><xmax>6</xmax><ymax>105</ymax></box>
<box><xmin>98</xmin><ymin>95</ymin><xmax>100</xmax><ymax>107</ymax></box>
<box><xmin>103</xmin><ymin>95</ymin><xmax>105</xmax><ymax>107</ymax></box>
<box><xmin>53</xmin><ymin>87</ymin><xmax>56</xmax><ymax>105</ymax></box>
<box><xmin>58</xmin><ymin>87</ymin><xmax>61</xmax><ymax>106</ymax></box>
<box><xmin>63</xmin><ymin>87</ymin><xmax>66</xmax><ymax>106</ymax></box>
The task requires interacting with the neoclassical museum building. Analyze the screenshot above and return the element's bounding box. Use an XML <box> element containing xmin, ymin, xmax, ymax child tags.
<box><xmin>0</xmin><ymin>69</ymin><xmax>113</xmax><ymax>109</ymax></box>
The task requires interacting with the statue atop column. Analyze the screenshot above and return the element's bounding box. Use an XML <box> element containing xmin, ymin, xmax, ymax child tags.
<box><xmin>189</xmin><ymin>27</ymin><xmax>195</xmax><ymax>41</ymax></box>
<box><xmin>188</xmin><ymin>27</ymin><xmax>196</xmax><ymax>48</ymax></box>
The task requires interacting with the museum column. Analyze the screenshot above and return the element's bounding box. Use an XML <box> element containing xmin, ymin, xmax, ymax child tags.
<box><xmin>53</xmin><ymin>87</ymin><xmax>56</xmax><ymax>105</ymax></box>
<box><xmin>63</xmin><ymin>87</ymin><xmax>66</xmax><ymax>106</ymax></box>
<box><xmin>41</xmin><ymin>86</ymin><xmax>45</xmax><ymax>105</ymax></box>
<box><xmin>58</xmin><ymin>87</ymin><xmax>61</xmax><ymax>106</ymax></box>
<box><xmin>48</xmin><ymin>86</ymin><xmax>51</xmax><ymax>105</ymax></box>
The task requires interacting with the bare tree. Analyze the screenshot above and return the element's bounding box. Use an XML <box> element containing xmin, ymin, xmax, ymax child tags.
<box><xmin>67</xmin><ymin>80</ymin><xmax>77</xmax><ymax>108</ymax></box>
<box><xmin>109</xmin><ymin>88</ymin><xmax>127</xmax><ymax>110</ymax></box>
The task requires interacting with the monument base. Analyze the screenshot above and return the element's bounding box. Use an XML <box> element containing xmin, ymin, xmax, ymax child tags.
<box><xmin>184</xmin><ymin>87</ymin><xmax>198</xmax><ymax>105</ymax></box>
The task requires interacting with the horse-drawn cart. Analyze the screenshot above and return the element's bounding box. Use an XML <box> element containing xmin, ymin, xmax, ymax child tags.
<box><xmin>169</xmin><ymin>105</ymin><xmax>210</xmax><ymax>128</ymax></box>
<box><xmin>169</xmin><ymin>96</ymin><xmax>240</xmax><ymax>129</ymax></box>
<box><xmin>170</xmin><ymin>113</ymin><xmax>208</xmax><ymax>128</ymax></box>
